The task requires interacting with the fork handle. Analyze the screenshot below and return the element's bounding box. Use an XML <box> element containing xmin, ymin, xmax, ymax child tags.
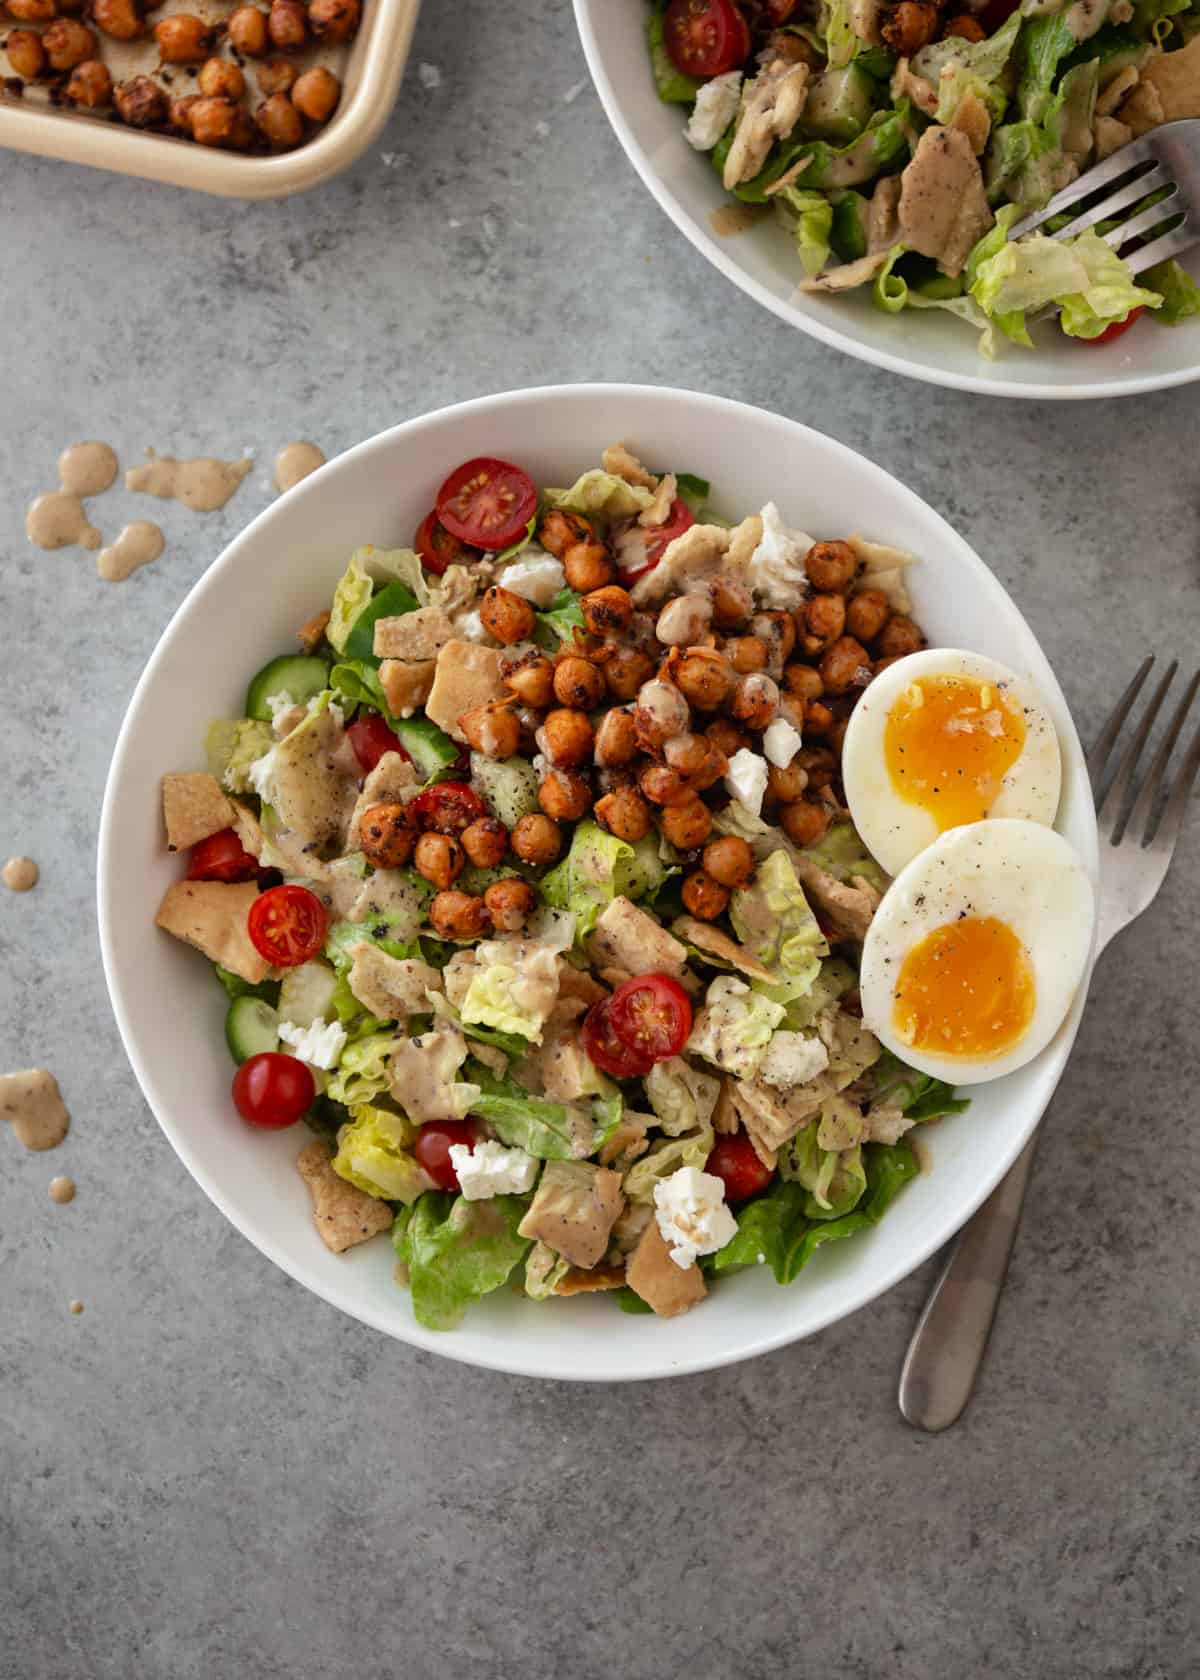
<box><xmin>897</xmin><ymin>1130</ymin><xmax>1041</xmax><ymax>1432</ymax></box>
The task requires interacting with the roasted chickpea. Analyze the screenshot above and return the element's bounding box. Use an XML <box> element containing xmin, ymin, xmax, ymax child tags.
<box><xmin>197</xmin><ymin>56</ymin><xmax>245</xmax><ymax>99</ymax></box>
<box><xmin>256</xmin><ymin>90</ymin><xmax>302</xmax><ymax>145</ymax></box>
<box><xmin>725</xmin><ymin>635</ymin><xmax>768</xmax><ymax>674</ymax></box>
<box><xmin>414</xmin><ymin>831</ymin><xmax>465</xmax><ymax>891</ymax></box>
<box><xmin>227</xmin><ymin>4</ymin><xmax>269</xmax><ymax>53</ymax></box>
<box><xmin>664</xmin><ymin>732</ymin><xmax>715</xmax><ymax>779</ymax></box>
<box><xmin>783</xmin><ymin>662</ymin><xmax>824</xmax><ymax>702</ymax></box>
<box><xmin>634</xmin><ymin>676</ymin><xmax>690</xmax><ymax>751</ymax></box>
<box><xmin>638</xmin><ymin>764</ymin><xmax>691</xmax><ymax>807</ymax></box>
<box><xmin>805</xmin><ymin>701</ymin><xmax>835</xmax><ymax>737</ymax></box>
<box><xmin>190</xmin><ymin>94</ymin><xmax>238</xmax><ymax>145</ymax></box>
<box><xmin>710</xmin><ymin>574</ymin><xmax>752</xmax><ymax>629</ymax></box>
<box><xmin>291</xmin><ymin>63</ymin><xmax>340</xmax><ymax>122</ymax></box>
<box><xmin>93</xmin><ymin>0</ymin><xmax>142</xmax><ymax>37</ymax></box>
<box><xmin>658</xmin><ymin>794</ymin><xmax>712</xmax><ymax>851</ymax></box>
<box><xmin>228</xmin><ymin>106</ymin><xmax>258</xmax><ymax>150</ymax></box>
<box><xmin>882</xmin><ymin>0</ymin><xmax>938</xmax><ymax>54</ymax></box>
<box><xmin>484</xmin><ymin>878</ymin><xmax>537</xmax><ymax>933</ymax></box>
<box><xmin>682</xmin><ymin>870</ymin><xmax>730</xmax><ymax>921</ymax></box>
<box><xmin>593</xmin><ymin>707</ymin><xmax>638</xmax><ymax>768</ymax></box>
<box><xmin>553</xmin><ymin>655</ymin><xmax>606</xmax><ymax>711</ymax></box>
<box><xmin>804</xmin><ymin>539</ymin><xmax>858</xmax><ymax>594</ymax></box>
<box><xmin>168</xmin><ymin>92</ymin><xmax>200</xmax><ymax>130</ymax></box>
<box><xmin>480</xmin><ymin>584</ymin><xmax>535</xmax><ymax>645</ymax></box>
<box><xmin>801</xmin><ymin>592</ymin><xmax>847</xmax><ymax>657</ymax></box>
<box><xmin>795</xmin><ymin>746</ymin><xmax>836</xmax><ymax>792</ymax></box>
<box><xmin>154</xmin><ymin>13</ymin><xmax>210</xmax><ymax>60</ymax></box>
<box><xmin>511</xmin><ymin>812</ymin><xmax>562</xmax><ymax>866</ymax></box>
<box><xmin>41</xmin><ymin>16</ymin><xmax>94</xmax><ymax>65</ymax></box>
<box><xmin>500</xmin><ymin>651</ymin><xmax>553</xmax><ymax>710</ymax></box>
<box><xmin>877</xmin><ymin>614</ymin><xmax>925</xmax><ymax>660</ymax></box>
<box><xmin>563</xmin><ymin>540</ymin><xmax>615</xmax><ymax>594</ymax></box>
<box><xmin>357</xmin><ymin>802</ymin><xmax>416</xmax><ymax>870</ymax></box>
<box><xmin>114</xmin><ymin>74</ymin><xmax>168</xmax><ymax>126</ymax></box>
<box><xmin>309</xmin><ymin>0</ymin><xmax>359</xmax><ymax>42</ymax></box>
<box><xmin>656</xmin><ymin>593</ymin><xmax>713</xmax><ymax>647</ymax></box>
<box><xmin>766</xmin><ymin>762</ymin><xmax>808</xmax><ymax>805</ymax></box>
<box><xmin>766</xmin><ymin>25</ymin><xmax>817</xmax><ymax>63</ymax></box>
<box><xmin>461</xmin><ymin>816</ymin><xmax>508</xmax><ymax>869</ymax></box>
<box><xmin>820</xmin><ymin>635</ymin><xmax>873</xmax><ymax>695</ymax></box>
<box><xmin>845</xmin><ymin>588</ymin><xmax>890</xmax><ymax>644</ymax></box>
<box><xmin>595</xmin><ymin>786</ymin><xmax>652</xmax><ymax>842</ymax></box>
<box><xmin>675</xmin><ymin>648</ymin><xmax>734</xmax><ymax>713</ymax></box>
<box><xmin>540</xmin><ymin>707</ymin><xmax>593</xmax><ymax>768</ymax></box>
<box><xmin>268</xmin><ymin>0</ymin><xmax>306</xmax><ymax>47</ymax></box>
<box><xmin>779</xmin><ymin>692</ymin><xmax>807</xmax><ymax>735</ymax></box>
<box><xmin>595</xmin><ymin>766</ymin><xmax>636</xmax><ymax>796</ymax></box>
<box><xmin>5</xmin><ymin>28</ymin><xmax>46</xmax><ymax>75</ymax></box>
<box><xmin>538</xmin><ymin>509</ymin><xmax>593</xmax><ymax>559</ymax></box>
<box><xmin>255</xmin><ymin>54</ymin><xmax>297</xmax><ymax>94</ymax></box>
<box><xmin>732</xmin><ymin>672</ymin><xmax>779</xmax><ymax>731</ymax></box>
<box><xmin>581</xmin><ymin>585</ymin><xmax>632</xmax><ymax>638</ymax></box>
<box><xmin>702</xmin><ymin>835</ymin><xmax>755</xmax><ymax>888</ymax></box>
<box><xmin>539</xmin><ymin>769</ymin><xmax>591</xmax><ymax>823</ymax></box>
<box><xmin>429</xmin><ymin>890</ymin><xmax>490</xmax><ymax>941</ymax></box>
<box><xmin>5</xmin><ymin>0</ymin><xmax>55</xmax><ymax>19</ymax></box>
<box><xmin>460</xmin><ymin>701</ymin><xmax>521</xmax><ymax>761</ymax></box>
<box><xmin>943</xmin><ymin>11</ymin><xmax>985</xmax><ymax>38</ymax></box>
<box><xmin>779</xmin><ymin>799</ymin><xmax>831</xmax><ymax>847</ymax></box>
<box><xmin>604</xmin><ymin>645</ymin><xmax>654</xmax><ymax>702</ymax></box>
<box><xmin>705</xmin><ymin>718</ymin><xmax>749</xmax><ymax>759</ymax></box>
<box><xmin>752</xmin><ymin>610</ymin><xmax>797</xmax><ymax>670</ymax></box>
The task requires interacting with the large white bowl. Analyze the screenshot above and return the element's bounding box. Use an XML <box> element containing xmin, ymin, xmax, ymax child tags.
<box><xmin>574</xmin><ymin>0</ymin><xmax>1200</xmax><ymax>401</ymax></box>
<box><xmin>98</xmin><ymin>384</ymin><xmax>1098</xmax><ymax>1380</ymax></box>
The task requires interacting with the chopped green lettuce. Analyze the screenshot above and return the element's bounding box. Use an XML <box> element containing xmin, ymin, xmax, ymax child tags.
<box><xmin>686</xmin><ymin>976</ymin><xmax>787</xmax><ymax>1079</ymax></box>
<box><xmin>774</xmin><ymin>185</ymin><xmax>835</xmax><ymax>276</ymax></box>
<box><xmin>622</xmin><ymin>1124</ymin><xmax>716</xmax><ymax>1205</ymax></box>
<box><xmin>870</xmin><ymin>1050</ymin><xmax>969</xmax><ymax>1121</ymax></box>
<box><xmin>786</xmin><ymin>1124</ymin><xmax>868</xmax><ymax>1216</ymax></box>
<box><xmin>540</xmin><ymin>819</ymin><xmax>667</xmax><ymax>937</ymax></box>
<box><xmin>770</xmin><ymin>956</ymin><xmax>856</xmax><ymax>1029</ymax></box>
<box><xmin>324</xmin><ymin>1032</ymin><xmax>395</xmax><ymax>1107</ymax></box>
<box><xmin>524</xmin><ymin>1241</ymin><xmax>571</xmax><ymax>1300</ymax></box>
<box><xmin>730</xmin><ymin>851</ymin><xmax>829</xmax><ymax>999</ymax></box>
<box><xmin>467</xmin><ymin>1060</ymin><xmax>599</xmax><ymax>1160</ymax></box>
<box><xmin>214</xmin><ymin>963</ymin><xmax>280</xmax><ymax>1006</ymax></box>
<box><xmin>801</xmin><ymin>819</ymin><xmax>888</xmax><ymax>890</ymax></box>
<box><xmin>328</xmin><ymin>554</ymin><xmax>375</xmax><ymax>655</ymax></box>
<box><xmin>534</xmin><ymin>587</ymin><xmax>587</xmax><ymax>648</ymax></box>
<box><xmin>1142</xmin><ymin>259</ymin><xmax>1200</xmax><ymax>325</ymax></box>
<box><xmin>329</xmin><ymin>658</ymin><xmax>394</xmax><ymax>721</ymax></box>
<box><xmin>714</xmin><ymin>101</ymin><xmax>911</xmax><ymax>200</ymax></box>
<box><xmin>644</xmin><ymin>1057</ymin><xmax>721</xmax><ymax>1138</ymax></box>
<box><xmin>206</xmin><ymin>716</ymin><xmax>274</xmax><ymax>794</ymax></box>
<box><xmin>1014</xmin><ymin>12</ymin><xmax>1079</xmax><ymax>125</ymax></box>
<box><xmin>818</xmin><ymin>0</ymin><xmax>857</xmax><ymax>69</ymax></box>
<box><xmin>970</xmin><ymin>228</ymin><xmax>1162</xmax><ymax>340</ymax></box>
<box><xmin>394</xmin><ymin>1192</ymin><xmax>532</xmax><ymax>1330</ymax></box>
<box><xmin>543</xmin><ymin>471</ymin><xmax>654</xmax><ymax>520</ymax></box>
<box><xmin>332</xmin><ymin>1103</ymin><xmax>430</xmax><ymax>1205</ymax></box>
<box><xmin>646</xmin><ymin>5</ymin><xmax>702</xmax><ymax>103</ymax></box>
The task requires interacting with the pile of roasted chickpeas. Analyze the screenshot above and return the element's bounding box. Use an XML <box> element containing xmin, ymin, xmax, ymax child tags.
<box><xmin>353</xmin><ymin>510</ymin><xmax>926</xmax><ymax>944</ymax></box>
<box><xmin>0</xmin><ymin>0</ymin><xmax>356</xmax><ymax>149</ymax></box>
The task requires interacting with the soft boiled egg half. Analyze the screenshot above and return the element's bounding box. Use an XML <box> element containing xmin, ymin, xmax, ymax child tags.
<box><xmin>860</xmin><ymin>820</ymin><xmax>1095</xmax><ymax>1085</ymax></box>
<box><xmin>841</xmin><ymin>649</ymin><xmax>1062</xmax><ymax>878</ymax></box>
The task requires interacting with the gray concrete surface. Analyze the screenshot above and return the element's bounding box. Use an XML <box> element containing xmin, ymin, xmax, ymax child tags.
<box><xmin>2</xmin><ymin>3</ymin><xmax>1198</xmax><ymax>1676</ymax></box>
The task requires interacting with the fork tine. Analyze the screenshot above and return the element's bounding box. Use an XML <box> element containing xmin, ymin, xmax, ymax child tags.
<box><xmin>1124</xmin><ymin>669</ymin><xmax>1200</xmax><ymax>845</ymax></box>
<box><xmin>1007</xmin><ymin>140</ymin><xmax>1159</xmax><ymax>239</ymax></box>
<box><xmin>1087</xmin><ymin>656</ymin><xmax>1154</xmax><ymax>787</ymax></box>
<box><xmin>1106</xmin><ymin>661</ymin><xmax>1178</xmax><ymax>842</ymax></box>
<box><xmin>1148</xmin><ymin>716</ymin><xmax>1200</xmax><ymax>859</ymax></box>
<box><xmin>1103</xmin><ymin>189</ymin><xmax>1184</xmax><ymax>252</ymax></box>
<box><xmin>1127</xmin><ymin>223</ymin><xmax>1198</xmax><ymax>276</ymax></box>
<box><xmin>1051</xmin><ymin>166</ymin><xmax>1169</xmax><ymax>244</ymax></box>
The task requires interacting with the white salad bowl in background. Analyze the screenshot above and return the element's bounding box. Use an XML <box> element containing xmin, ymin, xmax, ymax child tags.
<box><xmin>98</xmin><ymin>383</ymin><xmax>1098</xmax><ymax>1381</ymax></box>
<box><xmin>573</xmin><ymin>0</ymin><xmax>1200</xmax><ymax>401</ymax></box>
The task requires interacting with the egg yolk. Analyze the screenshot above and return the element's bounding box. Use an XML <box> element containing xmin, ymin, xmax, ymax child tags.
<box><xmin>884</xmin><ymin>675</ymin><xmax>1025</xmax><ymax>831</ymax></box>
<box><xmin>893</xmin><ymin>915</ymin><xmax>1036</xmax><ymax>1059</ymax></box>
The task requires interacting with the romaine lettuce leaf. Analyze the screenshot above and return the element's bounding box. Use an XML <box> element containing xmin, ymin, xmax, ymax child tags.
<box><xmin>466</xmin><ymin>1060</ymin><xmax>598</xmax><ymax>1160</ymax></box>
<box><xmin>644</xmin><ymin>1057</ymin><xmax>721</xmax><ymax>1137</ymax></box>
<box><xmin>329</xmin><ymin>658</ymin><xmax>395</xmax><ymax>722</ymax></box>
<box><xmin>775</xmin><ymin>185</ymin><xmax>835</xmax><ymax>276</ymax></box>
<box><xmin>715</xmin><ymin>102</ymin><xmax>911</xmax><ymax>201</ymax></box>
<box><xmin>870</xmin><ymin>1051</ymin><xmax>969</xmax><ymax>1121</ymax></box>
<box><xmin>206</xmin><ymin>716</ymin><xmax>275</xmax><ymax>795</ymax></box>
<box><xmin>686</xmin><ymin>976</ymin><xmax>787</xmax><ymax>1079</ymax></box>
<box><xmin>970</xmin><ymin>227</ymin><xmax>1162</xmax><ymax>338</ymax></box>
<box><xmin>1142</xmin><ymin>259</ymin><xmax>1200</xmax><ymax>325</ymax></box>
<box><xmin>786</xmin><ymin>1124</ymin><xmax>868</xmax><ymax>1217</ymax></box>
<box><xmin>539</xmin><ymin>819</ymin><xmax>667</xmax><ymax>937</ymax></box>
<box><xmin>394</xmin><ymin>1191</ymin><xmax>532</xmax><ymax>1330</ymax></box>
<box><xmin>332</xmin><ymin>1102</ymin><xmax>429</xmax><ymax>1204</ymax></box>
<box><xmin>799</xmin><ymin>819</ymin><xmax>888</xmax><ymax>890</ymax></box>
<box><xmin>622</xmin><ymin>1124</ymin><xmax>716</xmax><ymax>1204</ymax></box>
<box><xmin>324</xmin><ymin>1032</ymin><xmax>395</xmax><ymax>1106</ymax></box>
<box><xmin>543</xmin><ymin>471</ymin><xmax>654</xmax><ymax>519</ymax></box>
<box><xmin>525</xmin><ymin>1241</ymin><xmax>571</xmax><ymax>1300</ymax></box>
<box><xmin>534</xmin><ymin>587</ymin><xmax>586</xmax><ymax>648</ymax></box>
<box><xmin>730</xmin><ymin>850</ymin><xmax>829</xmax><ymax>998</ymax></box>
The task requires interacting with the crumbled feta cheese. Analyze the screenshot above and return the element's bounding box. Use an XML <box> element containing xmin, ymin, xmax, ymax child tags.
<box><xmin>456</xmin><ymin>609</ymin><xmax>487</xmax><ymax>642</ymax></box>
<box><xmin>449</xmin><ymin>1140</ymin><xmax>539</xmax><ymax>1201</ymax></box>
<box><xmin>263</xmin><ymin>691</ymin><xmax>296</xmax><ymax>727</ymax></box>
<box><xmin>247</xmin><ymin>747</ymin><xmax>277</xmax><ymax>803</ymax></box>
<box><xmin>685</xmin><ymin>71</ymin><xmax>743</xmax><ymax>151</ymax></box>
<box><xmin>748</xmin><ymin>502</ymin><xmax>814</xmax><ymax>608</ymax></box>
<box><xmin>758</xmin><ymin>1030</ymin><xmax>830</xmax><ymax>1090</ymax></box>
<box><xmin>653</xmin><ymin>1166</ymin><xmax>738</xmax><ymax>1270</ymax></box>
<box><xmin>725</xmin><ymin>748</ymin><xmax>769</xmax><ymax>817</ymax></box>
<box><xmin>497</xmin><ymin>551</ymin><xmax>565</xmax><ymax>607</ymax></box>
<box><xmin>278</xmin><ymin>1017</ymin><xmax>348</xmax><ymax>1070</ymax></box>
<box><xmin>763</xmin><ymin>716</ymin><xmax>803</xmax><ymax>768</ymax></box>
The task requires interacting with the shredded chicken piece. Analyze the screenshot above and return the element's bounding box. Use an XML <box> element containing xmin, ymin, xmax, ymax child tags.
<box><xmin>639</xmin><ymin>472</ymin><xmax>678</xmax><ymax>529</ymax></box>
<box><xmin>723</xmin><ymin>59</ymin><xmax>810</xmax><ymax>190</ymax></box>
<box><xmin>800</xmin><ymin>252</ymin><xmax>891</xmax><ymax>294</ymax></box>
<box><xmin>898</xmin><ymin>125</ymin><xmax>993</xmax><ymax>277</ymax></box>
<box><xmin>1096</xmin><ymin>65</ymin><xmax>1138</xmax><ymax>119</ymax></box>
<box><xmin>792</xmin><ymin>854</ymin><xmax>881</xmax><ymax>943</ymax></box>
<box><xmin>950</xmin><ymin>87</ymin><xmax>992</xmax><ymax>156</ymax></box>
<box><xmin>1094</xmin><ymin>114</ymin><xmax>1133</xmax><ymax>161</ymax></box>
<box><xmin>891</xmin><ymin>56</ymin><xmax>938</xmax><ymax>117</ymax></box>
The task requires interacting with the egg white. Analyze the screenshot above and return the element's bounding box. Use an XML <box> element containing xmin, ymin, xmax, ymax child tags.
<box><xmin>859</xmin><ymin>819</ymin><xmax>1095</xmax><ymax>1086</ymax></box>
<box><xmin>841</xmin><ymin>648</ymin><xmax>1063</xmax><ymax>878</ymax></box>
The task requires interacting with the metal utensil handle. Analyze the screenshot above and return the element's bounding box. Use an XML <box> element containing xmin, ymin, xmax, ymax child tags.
<box><xmin>897</xmin><ymin>1131</ymin><xmax>1041</xmax><ymax>1433</ymax></box>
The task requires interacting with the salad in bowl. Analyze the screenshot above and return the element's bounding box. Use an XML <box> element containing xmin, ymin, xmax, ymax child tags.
<box><xmin>151</xmin><ymin>440</ymin><xmax>1093</xmax><ymax>1333</ymax></box>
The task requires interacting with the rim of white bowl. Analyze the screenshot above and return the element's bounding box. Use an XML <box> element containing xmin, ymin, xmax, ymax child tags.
<box><xmin>571</xmin><ymin>0</ymin><xmax>1200</xmax><ymax>404</ymax></box>
<box><xmin>98</xmin><ymin>383</ymin><xmax>1098</xmax><ymax>1380</ymax></box>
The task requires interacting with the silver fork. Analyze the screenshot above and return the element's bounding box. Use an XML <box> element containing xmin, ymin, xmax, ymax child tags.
<box><xmin>897</xmin><ymin>659</ymin><xmax>1200</xmax><ymax>1433</ymax></box>
<box><xmin>1008</xmin><ymin>119</ymin><xmax>1200</xmax><ymax>275</ymax></box>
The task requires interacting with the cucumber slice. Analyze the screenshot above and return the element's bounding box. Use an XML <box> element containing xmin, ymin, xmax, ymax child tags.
<box><xmin>245</xmin><ymin>655</ymin><xmax>330</xmax><ymax>723</ymax></box>
<box><xmin>277</xmin><ymin>960</ymin><xmax>339</xmax><ymax>1029</ymax></box>
<box><xmin>344</xmin><ymin>580</ymin><xmax>419</xmax><ymax>663</ymax></box>
<box><xmin>393</xmin><ymin>716</ymin><xmax>459</xmax><ymax>780</ymax></box>
<box><xmin>225</xmin><ymin>995</ymin><xmax>280</xmax><ymax>1064</ymax></box>
<box><xmin>471</xmin><ymin>753</ymin><xmax>540</xmax><ymax>829</ymax></box>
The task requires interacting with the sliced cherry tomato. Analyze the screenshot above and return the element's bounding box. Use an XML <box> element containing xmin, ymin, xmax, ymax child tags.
<box><xmin>347</xmin><ymin>712</ymin><xmax>409</xmax><ymax>775</ymax></box>
<box><xmin>186</xmin><ymin>827</ymin><xmax>259</xmax><ymax>883</ymax></box>
<box><xmin>706</xmin><ymin>1130</ymin><xmax>774</xmax><ymax>1203</ymax></box>
<box><xmin>407</xmin><ymin>781</ymin><xmax>486</xmax><ymax>834</ymax></box>
<box><xmin>765</xmin><ymin>0</ymin><xmax>798</xmax><ymax>20</ymax></box>
<box><xmin>663</xmin><ymin>0</ymin><xmax>751</xmax><ymax>78</ymax></box>
<box><xmin>1080</xmin><ymin>306</ymin><xmax>1146</xmax><ymax>345</ymax></box>
<box><xmin>246</xmin><ymin>884</ymin><xmax>328</xmax><ymax>968</ymax></box>
<box><xmin>582</xmin><ymin>999</ymin><xmax>655</xmax><ymax>1080</ymax></box>
<box><xmin>608</xmin><ymin>973</ymin><xmax>693</xmax><ymax>1064</ymax></box>
<box><xmin>644</xmin><ymin>497</ymin><xmax>695</xmax><ymax>567</ymax></box>
<box><xmin>413</xmin><ymin>1120</ymin><xmax>477</xmax><ymax>1192</ymax></box>
<box><xmin>232</xmin><ymin>1052</ymin><xmax>315</xmax><ymax>1130</ymax></box>
<box><xmin>435</xmin><ymin>456</ymin><xmax>538</xmax><ymax>552</ymax></box>
<box><xmin>415</xmin><ymin>508</ymin><xmax>479</xmax><ymax>577</ymax></box>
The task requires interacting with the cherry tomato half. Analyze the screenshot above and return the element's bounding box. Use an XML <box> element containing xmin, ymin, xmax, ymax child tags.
<box><xmin>663</xmin><ymin>0</ymin><xmax>751</xmax><ymax>78</ymax></box>
<box><xmin>246</xmin><ymin>884</ymin><xmax>328</xmax><ymax>968</ymax></box>
<box><xmin>581</xmin><ymin>999</ymin><xmax>655</xmax><ymax>1080</ymax></box>
<box><xmin>706</xmin><ymin>1130</ymin><xmax>774</xmax><ymax>1203</ymax></box>
<box><xmin>414</xmin><ymin>1120</ymin><xmax>477</xmax><ymax>1192</ymax></box>
<box><xmin>435</xmin><ymin>456</ymin><xmax>538</xmax><ymax>552</ymax></box>
<box><xmin>232</xmin><ymin>1052</ymin><xmax>315</xmax><ymax>1130</ymax></box>
<box><xmin>1081</xmin><ymin>306</ymin><xmax>1145</xmax><ymax>345</ymax></box>
<box><xmin>347</xmin><ymin>712</ymin><xmax>410</xmax><ymax>775</ymax></box>
<box><xmin>187</xmin><ymin>827</ymin><xmax>259</xmax><ymax>883</ymax></box>
<box><xmin>608</xmin><ymin>973</ymin><xmax>693</xmax><ymax>1064</ymax></box>
<box><xmin>644</xmin><ymin>497</ymin><xmax>695</xmax><ymax>568</ymax></box>
<box><xmin>407</xmin><ymin>781</ymin><xmax>486</xmax><ymax>834</ymax></box>
<box><xmin>415</xmin><ymin>508</ymin><xmax>479</xmax><ymax>577</ymax></box>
